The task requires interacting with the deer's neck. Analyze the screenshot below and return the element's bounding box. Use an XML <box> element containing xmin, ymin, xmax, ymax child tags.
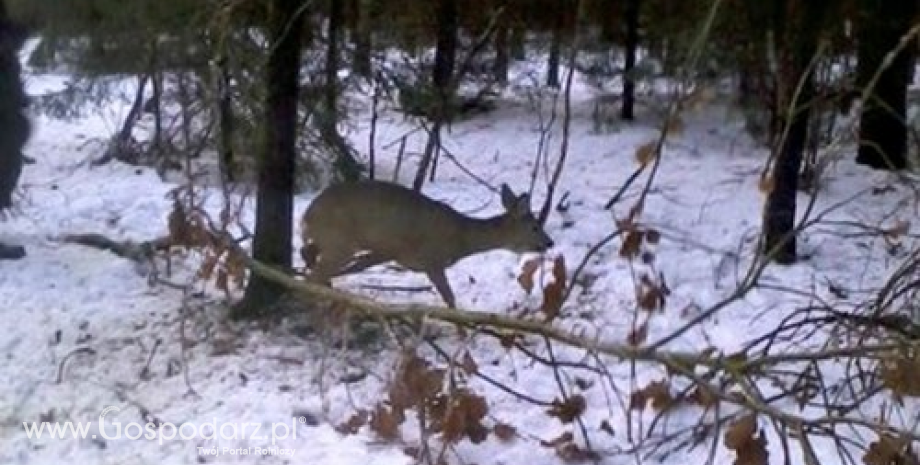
<box><xmin>454</xmin><ymin>214</ymin><xmax>509</xmax><ymax>257</ymax></box>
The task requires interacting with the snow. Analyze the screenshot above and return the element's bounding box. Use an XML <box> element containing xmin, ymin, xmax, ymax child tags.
<box><xmin>2</xmin><ymin>49</ymin><xmax>919</xmax><ymax>465</ymax></box>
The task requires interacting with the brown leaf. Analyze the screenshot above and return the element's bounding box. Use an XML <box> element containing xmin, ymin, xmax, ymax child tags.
<box><xmin>539</xmin><ymin>431</ymin><xmax>600</xmax><ymax>463</ymax></box>
<box><xmin>460</xmin><ymin>351</ymin><xmax>479</xmax><ymax>376</ymax></box>
<box><xmin>461</xmin><ymin>391</ymin><xmax>489</xmax><ymax>420</ymax></box>
<box><xmin>628</xmin><ymin>389</ymin><xmax>648</xmax><ymax>411</ymax></box>
<box><xmin>226</xmin><ymin>252</ymin><xmax>247</xmax><ymax>289</ymax></box>
<box><xmin>647</xmin><ymin>380</ymin><xmax>673</xmax><ymax>411</ymax></box>
<box><xmin>388</xmin><ymin>379</ymin><xmax>412</xmax><ymax>412</ymax></box>
<box><xmin>620</xmin><ymin>230</ymin><xmax>643</xmax><ymax>259</ymax></box>
<box><xmin>635</xmin><ymin>141</ymin><xmax>657</xmax><ymax>167</ymax></box>
<box><xmin>540</xmin><ymin>431</ymin><xmax>574</xmax><ymax>448</ymax></box>
<box><xmin>542</xmin><ymin>280</ymin><xmax>564</xmax><ymax>321</ymax></box>
<box><xmin>467</xmin><ymin>423</ymin><xmax>489</xmax><ymax>444</ymax></box>
<box><xmin>493</xmin><ymin>422</ymin><xmax>517</xmax><ymax>442</ymax></box>
<box><xmin>665</xmin><ymin>117</ymin><xmax>684</xmax><ymax>136</ymax></box>
<box><xmin>539</xmin><ymin>255</ymin><xmax>567</xmax><ymax>321</ymax></box>
<box><xmin>215</xmin><ymin>269</ymin><xmax>229</xmax><ymax>293</ymax></box>
<box><xmin>369</xmin><ymin>405</ymin><xmax>402</xmax><ymax>440</ymax></box>
<box><xmin>881</xmin><ymin>351</ymin><xmax>920</xmax><ymax>397</ymax></box>
<box><xmin>547</xmin><ymin>395</ymin><xmax>586</xmax><ymax>423</ymax></box>
<box><xmin>735</xmin><ymin>435</ymin><xmax>769</xmax><ymax>465</ymax></box>
<box><xmin>553</xmin><ymin>255</ymin><xmax>567</xmax><ymax>281</ymax></box>
<box><xmin>197</xmin><ymin>252</ymin><xmax>218</xmax><ymax>281</ymax></box>
<box><xmin>440</xmin><ymin>391</ymin><xmax>489</xmax><ymax>444</ymax></box>
<box><xmin>167</xmin><ymin>200</ymin><xmax>192</xmax><ymax>246</ymax></box>
<box><xmin>638</xmin><ymin>277</ymin><xmax>666</xmax><ymax>312</ymax></box>
<box><xmin>441</xmin><ymin>401</ymin><xmax>467</xmax><ymax>444</ymax></box>
<box><xmin>517</xmin><ymin>257</ymin><xmax>541</xmax><ymax>293</ymax></box>
<box><xmin>388</xmin><ymin>353</ymin><xmax>445</xmax><ymax>416</ymax></box>
<box><xmin>499</xmin><ymin>332</ymin><xmax>518</xmax><ymax>349</ymax></box>
<box><xmin>689</xmin><ymin>385</ymin><xmax>720</xmax><ymax>409</ymax></box>
<box><xmin>724</xmin><ymin>414</ymin><xmax>769</xmax><ymax>465</ymax></box>
<box><xmin>335</xmin><ymin>410</ymin><xmax>369</xmax><ymax>435</ymax></box>
<box><xmin>402</xmin><ymin>354</ymin><xmax>444</xmax><ymax>401</ymax></box>
<box><xmin>627</xmin><ymin>322</ymin><xmax>648</xmax><ymax>346</ymax></box>
<box><xmin>627</xmin><ymin>201</ymin><xmax>644</xmax><ymax>223</ymax></box>
<box><xmin>557</xmin><ymin>442</ymin><xmax>602</xmax><ymax>463</ymax></box>
<box><xmin>630</xmin><ymin>380</ymin><xmax>672</xmax><ymax>411</ymax></box>
<box><xmin>724</xmin><ymin>414</ymin><xmax>758</xmax><ymax>450</ymax></box>
<box><xmin>885</xmin><ymin>220</ymin><xmax>910</xmax><ymax>239</ymax></box>
<box><xmin>863</xmin><ymin>434</ymin><xmax>917</xmax><ymax>465</ymax></box>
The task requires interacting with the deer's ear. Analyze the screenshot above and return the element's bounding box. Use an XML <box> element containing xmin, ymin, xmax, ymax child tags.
<box><xmin>515</xmin><ymin>193</ymin><xmax>532</xmax><ymax>215</ymax></box>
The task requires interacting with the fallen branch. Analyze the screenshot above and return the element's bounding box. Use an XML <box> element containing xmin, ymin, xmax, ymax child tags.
<box><xmin>60</xmin><ymin>233</ymin><xmax>171</xmax><ymax>263</ymax></box>
<box><xmin>215</xmin><ymin>230</ymin><xmax>700</xmax><ymax>367</ymax></box>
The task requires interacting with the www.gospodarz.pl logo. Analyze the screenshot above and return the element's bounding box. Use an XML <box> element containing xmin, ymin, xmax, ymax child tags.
<box><xmin>23</xmin><ymin>405</ymin><xmax>305</xmax><ymax>448</ymax></box>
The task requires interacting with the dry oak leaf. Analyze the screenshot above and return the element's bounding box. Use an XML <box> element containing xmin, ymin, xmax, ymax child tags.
<box><xmin>635</xmin><ymin>141</ymin><xmax>657</xmax><ymax>167</ymax></box>
<box><xmin>460</xmin><ymin>351</ymin><xmax>479</xmax><ymax>376</ymax></box>
<box><xmin>440</xmin><ymin>391</ymin><xmax>489</xmax><ymax>444</ymax></box>
<box><xmin>540</xmin><ymin>432</ymin><xmax>599</xmax><ymax>463</ymax></box>
<box><xmin>619</xmin><ymin>229</ymin><xmax>643</xmax><ymax>259</ymax></box>
<box><xmin>547</xmin><ymin>395</ymin><xmax>586</xmax><ymax>423</ymax></box>
<box><xmin>724</xmin><ymin>414</ymin><xmax>768</xmax><ymax>465</ymax></box>
<box><xmin>689</xmin><ymin>385</ymin><xmax>720</xmax><ymax>409</ymax></box>
<box><xmin>369</xmin><ymin>405</ymin><xmax>402</xmax><ymax>440</ymax></box>
<box><xmin>541</xmin><ymin>255</ymin><xmax>567</xmax><ymax>321</ymax></box>
<box><xmin>517</xmin><ymin>257</ymin><xmax>541</xmax><ymax>293</ymax></box>
<box><xmin>626</xmin><ymin>322</ymin><xmax>648</xmax><ymax>346</ymax></box>
<box><xmin>493</xmin><ymin>422</ymin><xmax>517</xmax><ymax>442</ymax></box>
<box><xmin>335</xmin><ymin>410</ymin><xmax>369</xmax><ymax>435</ymax></box>
<box><xmin>863</xmin><ymin>434</ymin><xmax>918</xmax><ymax>465</ymax></box>
<box><xmin>881</xmin><ymin>351</ymin><xmax>920</xmax><ymax>398</ymax></box>
<box><xmin>630</xmin><ymin>380</ymin><xmax>673</xmax><ymax>411</ymax></box>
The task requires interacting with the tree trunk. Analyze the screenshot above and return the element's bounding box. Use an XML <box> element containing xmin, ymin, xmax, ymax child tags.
<box><xmin>763</xmin><ymin>0</ymin><xmax>825</xmax><ymax>264</ymax></box>
<box><xmin>854</xmin><ymin>0</ymin><xmax>915</xmax><ymax>171</ymax></box>
<box><xmin>599</xmin><ymin>0</ymin><xmax>616</xmax><ymax>43</ymax></box>
<box><xmin>620</xmin><ymin>0</ymin><xmax>640</xmax><ymax>120</ymax></box>
<box><xmin>324</xmin><ymin>0</ymin><xmax>342</xmax><ymax>126</ymax></box>
<box><xmin>0</xmin><ymin>0</ymin><xmax>28</xmax><ymax>211</ymax></box>
<box><xmin>236</xmin><ymin>0</ymin><xmax>306</xmax><ymax>318</ymax></box>
<box><xmin>413</xmin><ymin>0</ymin><xmax>456</xmax><ymax>191</ymax></box>
<box><xmin>0</xmin><ymin>0</ymin><xmax>28</xmax><ymax>259</ymax></box>
<box><xmin>546</xmin><ymin>3</ymin><xmax>564</xmax><ymax>88</ymax></box>
<box><xmin>352</xmin><ymin>0</ymin><xmax>372</xmax><ymax>78</ymax></box>
<box><xmin>432</xmin><ymin>0</ymin><xmax>457</xmax><ymax>92</ymax></box>
<box><xmin>493</xmin><ymin>9</ymin><xmax>509</xmax><ymax>85</ymax></box>
<box><xmin>323</xmin><ymin>0</ymin><xmax>363</xmax><ymax>182</ymax></box>
<box><xmin>510</xmin><ymin>25</ymin><xmax>526</xmax><ymax>60</ymax></box>
<box><xmin>217</xmin><ymin>56</ymin><xmax>236</xmax><ymax>183</ymax></box>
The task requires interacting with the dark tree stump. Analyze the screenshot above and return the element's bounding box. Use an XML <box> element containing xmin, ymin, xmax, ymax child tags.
<box><xmin>0</xmin><ymin>1</ymin><xmax>31</xmax><ymax>257</ymax></box>
<box><xmin>0</xmin><ymin>242</ymin><xmax>25</xmax><ymax>260</ymax></box>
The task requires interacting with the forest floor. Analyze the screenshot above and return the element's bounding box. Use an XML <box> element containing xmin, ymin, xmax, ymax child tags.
<box><xmin>2</xmin><ymin>48</ymin><xmax>919</xmax><ymax>465</ymax></box>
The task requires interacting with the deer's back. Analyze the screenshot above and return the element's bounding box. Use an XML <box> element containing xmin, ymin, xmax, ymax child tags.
<box><xmin>303</xmin><ymin>181</ymin><xmax>471</xmax><ymax>269</ymax></box>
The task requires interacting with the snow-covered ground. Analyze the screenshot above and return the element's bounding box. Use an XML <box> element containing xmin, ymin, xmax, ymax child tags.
<box><xmin>2</xmin><ymin>51</ymin><xmax>919</xmax><ymax>465</ymax></box>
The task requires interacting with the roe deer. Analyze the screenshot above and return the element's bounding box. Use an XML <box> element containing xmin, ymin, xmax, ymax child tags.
<box><xmin>300</xmin><ymin>180</ymin><xmax>554</xmax><ymax>307</ymax></box>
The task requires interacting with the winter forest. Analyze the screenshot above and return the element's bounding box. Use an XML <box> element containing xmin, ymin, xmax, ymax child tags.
<box><xmin>2</xmin><ymin>0</ymin><xmax>920</xmax><ymax>464</ymax></box>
